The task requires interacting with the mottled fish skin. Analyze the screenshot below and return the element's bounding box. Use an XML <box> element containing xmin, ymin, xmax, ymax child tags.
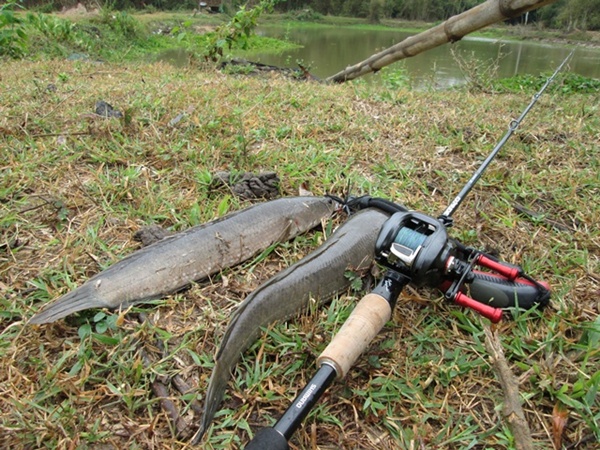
<box><xmin>29</xmin><ymin>197</ymin><xmax>335</xmax><ymax>325</ymax></box>
<box><xmin>194</xmin><ymin>208</ymin><xmax>389</xmax><ymax>443</ymax></box>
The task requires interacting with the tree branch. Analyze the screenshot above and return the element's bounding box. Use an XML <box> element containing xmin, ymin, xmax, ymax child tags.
<box><xmin>483</xmin><ymin>324</ymin><xmax>534</xmax><ymax>450</ymax></box>
<box><xmin>327</xmin><ymin>0</ymin><xmax>558</xmax><ymax>83</ymax></box>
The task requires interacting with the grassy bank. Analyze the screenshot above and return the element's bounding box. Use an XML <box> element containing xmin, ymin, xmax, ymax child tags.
<box><xmin>3</xmin><ymin>8</ymin><xmax>301</xmax><ymax>63</ymax></box>
<box><xmin>1</xmin><ymin>53</ymin><xmax>598</xmax><ymax>449</ymax></box>
<box><xmin>6</xmin><ymin>7</ymin><xmax>599</xmax><ymax>66</ymax></box>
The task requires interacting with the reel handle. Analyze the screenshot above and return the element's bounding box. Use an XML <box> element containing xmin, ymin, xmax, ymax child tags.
<box><xmin>317</xmin><ymin>293</ymin><xmax>392</xmax><ymax>378</ymax></box>
<box><xmin>453</xmin><ymin>291</ymin><xmax>503</xmax><ymax>323</ymax></box>
<box><xmin>443</xmin><ymin>254</ymin><xmax>551</xmax><ymax>314</ymax></box>
<box><xmin>476</xmin><ymin>254</ymin><xmax>520</xmax><ymax>280</ymax></box>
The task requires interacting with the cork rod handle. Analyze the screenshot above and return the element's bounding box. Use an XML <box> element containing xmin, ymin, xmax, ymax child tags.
<box><xmin>317</xmin><ymin>293</ymin><xmax>392</xmax><ymax>378</ymax></box>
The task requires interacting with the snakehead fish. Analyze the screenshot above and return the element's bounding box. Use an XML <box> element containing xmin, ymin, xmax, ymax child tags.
<box><xmin>29</xmin><ymin>197</ymin><xmax>335</xmax><ymax>325</ymax></box>
<box><xmin>194</xmin><ymin>208</ymin><xmax>390</xmax><ymax>443</ymax></box>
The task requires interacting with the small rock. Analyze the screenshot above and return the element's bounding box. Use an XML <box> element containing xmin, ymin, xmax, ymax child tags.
<box><xmin>133</xmin><ymin>225</ymin><xmax>173</xmax><ymax>247</ymax></box>
<box><xmin>211</xmin><ymin>171</ymin><xmax>280</xmax><ymax>199</ymax></box>
<box><xmin>95</xmin><ymin>100</ymin><xmax>123</xmax><ymax>118</ymax></box>
<box><xmin>231</xmin><ymin>171</ymin><xmax>280</xmax><ymax>199</ymax></box>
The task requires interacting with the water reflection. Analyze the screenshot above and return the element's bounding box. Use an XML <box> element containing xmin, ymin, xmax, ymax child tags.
<box><xmin>151</xmin><ymin>48</ymin><xmax>191</xmax><ymax>67</ymax></box>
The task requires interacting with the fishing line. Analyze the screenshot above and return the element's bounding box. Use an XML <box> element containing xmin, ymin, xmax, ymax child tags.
<box><xmin>393</xmin><ymin>226</ymin><xmax>427</xmax><ymax>250</ymax></box>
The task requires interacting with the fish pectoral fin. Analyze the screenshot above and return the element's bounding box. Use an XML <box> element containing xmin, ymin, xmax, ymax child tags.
<box><xmin>275</xmin><ymin>217</ymin><xmax>295</xmax><ymax>242</ymax></box>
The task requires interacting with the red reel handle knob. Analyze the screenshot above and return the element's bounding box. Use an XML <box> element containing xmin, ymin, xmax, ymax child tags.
<box><xmin>476</xmin><ymin>254</ymin><xmax>520</xmax><ymax>280</ymax></box>
<box><xmin>454</xmin><ymin>292</ymin><xmax>503</xmax><ymax>323</ymax></box>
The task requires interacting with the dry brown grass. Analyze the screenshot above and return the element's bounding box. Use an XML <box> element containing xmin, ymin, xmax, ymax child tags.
<box><xmin>0</xmin><ymin>58</ymin><xmax>598</xmax><ymax>449</ymax></box>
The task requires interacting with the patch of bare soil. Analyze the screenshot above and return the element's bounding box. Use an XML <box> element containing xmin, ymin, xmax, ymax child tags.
<box><xmin>58</xmin><ymin>2</ymin><xmax>99</xmax><ymax>18</ymax></box>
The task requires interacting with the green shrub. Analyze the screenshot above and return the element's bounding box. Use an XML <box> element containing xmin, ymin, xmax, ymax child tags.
<box><xmin>98</xmin><ymin>3</ymin><xmax>145</xmax><ymax>39</ymax></box>
<box><xmin>0</xmin><ymin>0</ymin><xmax>28</xmax><ymax>58</ymax></box>
<box><xmin>27</xmin><ymin>12</ymin><xmax>75</xmax><ymax>41</ymax></box>
<box><xmin>26</xmin><ymin>12</ymin><xmax>91</xmax><ymax>52</ymax></box>
<box><xmin>111</xmin><ymin>11</ymin><xmax>144</xmax><ymax>38</ymax></box>
<box><xmin>493</xmin><ymin>72</ymin><xmax>600</xmax><ymax>94</ymax></box>
<box><xmin>285</xmin><ymin>8</ymin><xmax>324</xmax><ymax>22</ymax></box>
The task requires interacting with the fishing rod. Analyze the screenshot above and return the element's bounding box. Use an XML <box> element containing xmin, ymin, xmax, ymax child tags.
<box><xmin>439</xmin><ymin>49</ymin><xmax>574</xmax><ymax>224</ymax></box>
<box><xmin>243</xmin><ymin>52</ymin><xmax>571</xmax><ymax>450</ymax></box>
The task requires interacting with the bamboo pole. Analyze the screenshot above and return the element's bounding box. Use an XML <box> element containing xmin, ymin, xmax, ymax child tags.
<box><xmin>326</xmin><ymin>0</ymin><xmax>559</xmax><ymax>83</ymax></box>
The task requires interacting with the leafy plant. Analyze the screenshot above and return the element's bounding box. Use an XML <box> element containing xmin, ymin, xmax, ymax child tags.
<box><xmin>380</xmin><ymin>65</ymin><xmax>411</xmax><ymax>90</ymax></box>
<box><xmin>204</xmin><ymin>0</ymin><xmax>280</xmax><ymax>61</ymax></box>
<box><xmin>98</xmin><ymin>2</ymin><xmax>144</xmax><ymax>39</ymax></box>
<box><xmin>0</xmin><ymin>0</ymin><xmax>28</xmax><ymax>58</ymax></box>
<box><xmin>25</xmin><ymin>12</ymin><xmax>91</xmax><ymax>53</ymax></box>
<box><xmin>344</xmin><ymin>269</ymin><xmax>365</xmax><ymax>292</ymax></box>
<box><xmin>27</xmin><ymin>12</ymin><xmax>76</xmax><ymax>40</ymax></box>
<box><xmin>78</xmin><ymin>311</ymin><xmax>121</xmax><ymax>338</ymax></box>
<box><xmin>169</xmin><ymin>19</ymin><xmax>193</xmax><ymax>44</ymax></box>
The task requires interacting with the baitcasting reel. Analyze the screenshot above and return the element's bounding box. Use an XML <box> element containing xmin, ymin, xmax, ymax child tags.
<box><xmin>374</xmin><ymin>211</ymin><xmax>550</xmax><ymax>322</ymax></box>
<box><xmin>375</xmin><ymin>211</ymin><xmax>453</xmax><ymax>286</ymax></box>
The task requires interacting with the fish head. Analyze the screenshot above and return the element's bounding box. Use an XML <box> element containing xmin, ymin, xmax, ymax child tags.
<box><xmin>281</xmin><ymin>198</ymin><xmax>336</xmax><ymax>241</ymax></box>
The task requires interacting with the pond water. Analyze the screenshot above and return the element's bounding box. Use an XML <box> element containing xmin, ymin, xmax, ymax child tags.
<box><xmin>249</xmin><ymin>25</ymin><xmax>600</xmax><ymax>88</ymax></box>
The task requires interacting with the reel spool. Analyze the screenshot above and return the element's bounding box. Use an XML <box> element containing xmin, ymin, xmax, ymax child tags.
<box><xmin>374</xmin><ymin>211</ymin><xmax>455</xmax><ymax>287</ymax></box>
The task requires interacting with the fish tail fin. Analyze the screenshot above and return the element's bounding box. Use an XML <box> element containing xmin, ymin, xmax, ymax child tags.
<box><xmin>191</xmin><ymin>422</ymin><xmax>209</xmax><ymax>445</ymax></box>
<box><xmin>191</xmin><ymin>362</ymin><xmax>229</xmax><ymax>444</ymax></box>
<box><xmin>29</xmin><ymin>283</ymin><xmax>107</xmax><ymax>325</ymax></box>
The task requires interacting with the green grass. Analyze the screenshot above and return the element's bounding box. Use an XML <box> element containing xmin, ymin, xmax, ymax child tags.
<box><xmin>8</xmin><ymin>9</ymin><xmax>299</xmax><ymax>64</ymax></box>
<box><xmin>1</xmin><ymin>9</ymin><xmax>599</xmax><ymax>450</ymax></box>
